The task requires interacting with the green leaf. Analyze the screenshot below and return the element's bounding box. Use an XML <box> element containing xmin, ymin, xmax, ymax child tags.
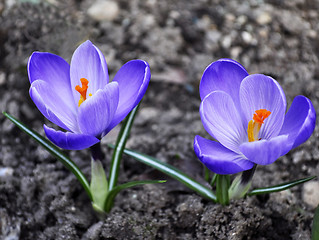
<box><xmin>248</xmin><ymin>176</ymin><xmax>316</xmax><ymax>196</ymax></box>
<box><xmin>312</xmin><ymin>204</ymin><xmax>319</xmax><ymax>240</ymax></box>
<box><xmin>216</xmin><ymin>174</ymin><xmax>230</xmax><ymax>205</ymax></box>
<box><xmin>108</xmin><ymin>104</ymin><xmax>140</xmax><ymax>192</ymax></box>
<box><xmin>104</xmin><ymin>180</ymin><xmax>166</xmax><ymax>212</ymax></box>
<box><xmin>2</xmin><ymin>112</ymin><xmax>92</xmax><ymax>201</ymax></box>
<box><xmin>110</xmin><ymin>147</ymin><xmax>217</xmax><ymax>202</ymax></box>
<box><xmin>210</xmin><ymin>173</ymin><xmax>217</xmax><ymax>187</ymax></box>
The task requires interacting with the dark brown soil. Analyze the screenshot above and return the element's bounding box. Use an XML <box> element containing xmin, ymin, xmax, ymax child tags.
<box><xmin>1</xmin><ymin>0</ymin><xmax>318</xmax><ymax>239</ymax></box>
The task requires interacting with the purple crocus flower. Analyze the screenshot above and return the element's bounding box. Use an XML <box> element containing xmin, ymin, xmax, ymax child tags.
<box><xmin>28</xmin><ymin>40</ymin><xmax>150</xmax><ymax>150</ymax></box>
<box><xmin>194</xmin><ymin>59</ymin><xmax>316</xmax><ymax>175</ymax></box>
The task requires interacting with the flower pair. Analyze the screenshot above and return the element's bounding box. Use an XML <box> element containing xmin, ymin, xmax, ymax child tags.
<box><xmin>28</xmin><ymin>40</ymin><xmax>150</xmax><ymax>150</ymax></box>
<box><xmin>28</xmin><ymin>41</ymin><xmax>316</xmax><ymax>176</ymax></box>
<box><xmin>194</xmin><ymin>59</ymin><xmax>316</xmax><ymax>175</ymax></box>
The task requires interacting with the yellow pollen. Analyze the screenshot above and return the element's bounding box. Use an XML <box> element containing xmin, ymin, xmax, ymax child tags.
<box><xmin>247</xmin><ymin>109</ymin><xmax>271</xmax><ymax>142</ymax></box>
<box><xmin>75</xmin><ymin>78</ymin><xmax>91</xmax><ymax>107</ymax></box>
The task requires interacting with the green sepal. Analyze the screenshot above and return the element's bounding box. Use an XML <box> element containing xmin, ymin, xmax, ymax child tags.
<box><xmin>109</xmin><ymin>146</ymin><xmax>217</xmax><ymax>202</ymax></box>
<box><xmin>312</xmin><ymin>204</ymin><xmax>319</xmax><ymax>240</ymax></box>
<box><xmin>90</xmin><ymin>159</ymin><xmax>108</xmax><ymax>214</ymax></box>
<box><xmin>228</xmin><ymin>174</ymin><xmax>252</xmax><ymax>200</ymax></box>
<box><xmin>3</xmin><ymin>112</ymin><xmax>92</xmax><ymax>201</ymax></box>
<box><xmin>248</xmin><ymin>176</ymin><xmax>316</xmax><ymax>196</ymax></box>
<box><xmin>104</xmin><ymin>180</ymin><xmax>166</xmax><ymax>212</ymax></box>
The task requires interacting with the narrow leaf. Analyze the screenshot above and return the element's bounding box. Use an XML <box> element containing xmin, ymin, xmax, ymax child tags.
<box><xmin>248</xmin><ymin>176</ymin><xmax>316</xmax><ymax>196</ymax></box>
<box><xmin>109</xmin><ymin>146</ymin><xmax>217</xmax><ymax>202</ymax></box>
<box><xmin>312</xmin><ymin>204</ymin><xmax>319</xmax><ymax>240</ymax></box>
<box><xmin>3</xmin><ymin>112</ymin><xmax>92</xmax><ymax>201</ymax></box>
<box><xmin>108</xmin><ymin>104</ymin><xmax>140</xmax><ymax>192</ymax></box>
<box><xmin>104</xmin><ymin>180</ymin><xmax>166</xmax><ymax>212</ymax></box>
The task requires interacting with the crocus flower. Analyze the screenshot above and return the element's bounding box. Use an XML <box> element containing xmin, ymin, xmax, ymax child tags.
<box><xmin>194</xmin><ymin>59</ymin><xmax>316</xmax><ymax>175</ymax></box>
<box><xmin>28</xmin><ymin>40</ymin><xmax>150</xmax><ymax>150</ymax></box>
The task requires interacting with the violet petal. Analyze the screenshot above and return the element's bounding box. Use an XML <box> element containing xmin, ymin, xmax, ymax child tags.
<box><xmin>240</xmin><ymin>135</ymin><xmax>290</xmax><ymax>165</ymax></box>
<box><xmin>200</xmin><ymin>91</ymin><xmax>247</xmax><ymax>153</ymax></box>
<box><xmin>194</xmin><ymin>135</ymin><xmax>254</xmax><ymax>175</ymax></box>
<box><xmin>30</xmin><ymin>80</ymin><xmax>78</xmax><ymax>132</ymax></box>
<box><xmin>279</xmin><ymin>95</ymin><xmax>316</xmax><ymax>149</ymax></box>
<box><xmin>240</xmin><ymin>74</ymin><xmax>286</xmax><ymax>140</ymax></box>
<box><xmin>103</xmin><ymin>60</ymin><xmax>150</xmax><ymax>135</ymax></box>
<box><xmin>77</xmin><ymin>82</ymin><xmax>119</xmax><ymax>137</ymax></box>
<box><xmin>70</xmin><ymin>40</ymin><xmax>109</xmax><ymax>105</ymax></box>
<box><xmin>44</xmin><ymin>125</ymin><xmax>100</xmax><ymax>150</ymax></box>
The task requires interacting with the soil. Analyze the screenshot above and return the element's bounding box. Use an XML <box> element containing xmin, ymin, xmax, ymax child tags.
<box><xmin>1</xmin><ymin>0</ymin><xmax>319</xmax><ymax>239</ymax></box>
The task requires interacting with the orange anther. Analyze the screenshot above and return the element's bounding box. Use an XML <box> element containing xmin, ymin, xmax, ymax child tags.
<box><xmin>75</xmin><ymin>78</ymin><xmax>89</xmax><ymax>101</ymax></box>
<box><xmin>253</xmin><ymin>109</ymin><xmax>271</xmax><ymax>124</ymax></box>
<box><xmin>247</xmin><ymin>109</ymin><xmax>271</xmax><ymax>142</ymax></box>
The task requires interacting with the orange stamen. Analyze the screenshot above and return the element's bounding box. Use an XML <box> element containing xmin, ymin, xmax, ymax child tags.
<box><xmin>253</xmin><ymin>109</ymin><xmax>271</xmax><ymax>124</ymax></box>
<box><xmin>75</xmin><ymin>78</ymin><xmax>89</xmax><ymax>101</ymax></box>
<box><xmin>248</xmin><ymin>109</ymin><xmax>271</xmax><ymax>142</ymax></box>
<box><xmin>75</xmin><ymin>78</ymin><xmax>90</xmax><ymax>107</ymax></box>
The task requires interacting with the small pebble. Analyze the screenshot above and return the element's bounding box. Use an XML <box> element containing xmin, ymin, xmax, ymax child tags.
<box><xmin>302</xmin><ymin>181</ymin><xmax>319</xmax><ymax>208</ymax></box>
<box><xmin>256</xmin><ymin>12</ymin><xmax>272</xmax><ymax>25</ymax></box>
<box><xmin>0</xmin><ymin>167</ymin><xmax>14</xmax><ymax>178</ymax></box>
<box><xmin>87</xmin><ymin>0</ymin><xmax>119</xmax><ymax>22</ymax></box>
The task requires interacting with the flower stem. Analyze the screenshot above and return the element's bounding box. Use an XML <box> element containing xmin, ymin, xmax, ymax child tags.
<box><xmin>216</xmin><ymin>174</ymin><xmax>230</xmax><ymax>205</ymax></box>
<box><xmin>90</xmin><ymin>142</ymin><xmax>105</xmax><ymax>162</ymax></box>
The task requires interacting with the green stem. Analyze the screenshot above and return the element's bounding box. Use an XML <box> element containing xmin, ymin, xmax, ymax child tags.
<box><xmin>108</xmin><ymin>104</ymin><xmax>140</xmax><ymax>192</ymax></box>
<box><xmin>90</xmin><ymin>142</ymin><xmax>105</xmax><ymax>162</ymax></box>
<box><xmin>216</xmin><ymin>174</ymin><xmax>230</xmax><ymax>205</ymax></box>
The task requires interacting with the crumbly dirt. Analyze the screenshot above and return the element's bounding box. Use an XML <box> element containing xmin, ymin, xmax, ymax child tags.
<box><xmin>1</xmin><ymin>0</ymin><xmax>319</xmax><ymax>239</ymax></box>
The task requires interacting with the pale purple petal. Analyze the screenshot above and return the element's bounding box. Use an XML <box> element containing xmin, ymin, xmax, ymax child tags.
<box><xmin>103</xmin><ymin>60</ymin><xmax>150</xmax><ymax>134</ymax></box>
<box><xmin>77</xmin><ymin>82</ymin><xmax>119</xmax><ymax>137</ymax></box>
<box><xmin>200</xmin><ymin>59</ymin><xmax>248</xmax><ymax>107</ymax></box>
<box><xmin>30</xmin><ymin>80</ymin><xmax>78</xmax><ymax>132</ymax></box>
<box><xmin>240</xmin><ymin>135</ymin><xmax>290</xmax><ymax>165</ymax></box>
<box><xmin>28</xmin><ymin>52</ymin><xmax>76</xmax><ymax>111</ymax></box>
<box><xmin>44</xmin><ymin>125</ymin><xmax>99</xmax><ymax>150</ymax></box>
<box><xmin>279</xmin><ymin>95</ymin><xmax>316</xmax><ymax>149</ymax></box>
<box><xmin>194</xmin><ymin>135</ymin><xmax>254</xmax><ymax>175</ymax></box>
<box><xmin>240</xmin><ymin>74</ymin><xmax>286</xmax><ymax>140</ymax></box>
<box><xmin>70</xmin><ymin>40</ymin><xmax>108</xmax><ymax>105</ymax></box>
<box><xmin>200</xmin><ymin>91</ymin><xmax>247</xmax><ymax>153</ymax></box>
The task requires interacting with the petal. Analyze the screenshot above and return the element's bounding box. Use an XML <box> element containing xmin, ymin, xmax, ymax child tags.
<box><xmin>77</xmin><ymin>82</ymin><xmax>119</xmax><ymax>137</ymax></box>
<box><xmin>200</xmin><ymin>91</ymin><xmax>247</xmax><ymax>153</ymax></box>
<box><xmin>104</xmin><ymin>60</ymin><xmax>151</xmax><ymax>134</ymax></box>
<box><xmin>200</xmin><ymin>59</ymin><xmax>248</xmax><ymax>106</ymax></box>
<box><xmin>70</xmin><ymin>40</ymin><xmax>109</xmax><ymax>104</ymax></box>
<box><xmin>239</xmin><ymin>135</ymin><xmax>290</xmax><ymax>165</ymax></box>
<box><xmin>28</xmin><ymin>52</ymin><xmax>76</xmax><ymax>110</ymax></box>
<box><xmin>194</xmin><ymin>135</ymin><xmax>254</xmax><ymax>175</ymax></box>
<box><xmin>279</xmin><ymin>95</ymin><xmax>316</xmax><ymax>149</ymax></box>
<box><xmin>240</xmin><ymin>74</ymin><xmax>287</xmax><ymax>139</ymax></box>
<box><xmin>30</xmin><ymin>80</ymin><xmax>78</xmax><ymax>132</ymax></box>
<box><xmin>44</xmin><ymin>125</ymin><xmax>99</xmax><ymax>150</ymax></box>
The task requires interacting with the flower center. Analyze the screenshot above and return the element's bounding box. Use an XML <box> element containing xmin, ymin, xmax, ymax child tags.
<box><xmin>247</xmin><ymin>109</ymin><xmax>271</xmax><ymax>142</ymax></box>
<box><xmin>75</xmin><ymin>78</ymin><xmax>92</xmax><ymax>107</ymax></box>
